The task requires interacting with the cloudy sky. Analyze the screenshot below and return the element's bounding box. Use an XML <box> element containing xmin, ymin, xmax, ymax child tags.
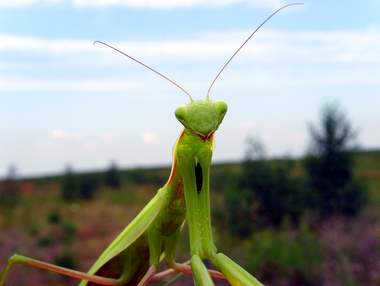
<box><xmin>0</xmin><ymin>0</ymin><xmax>379</xmax><ymax>177</ymax></box>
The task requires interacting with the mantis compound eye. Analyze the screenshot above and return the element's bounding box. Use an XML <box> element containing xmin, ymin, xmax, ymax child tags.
<box><xmin>175</xmin><ymin>106</ymin><xmax>187</xmax><ymax>125</ymax></box>
<box><xmin>215</xmin><ymin>101</ymin><xmax>228</xmax><ymax>118</ymax></box>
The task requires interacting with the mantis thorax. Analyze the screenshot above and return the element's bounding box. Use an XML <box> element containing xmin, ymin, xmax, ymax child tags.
<box><xmin>175</xmin><ymin>100</ymin><xmax>227</xmax><ymax>139</ymax></box>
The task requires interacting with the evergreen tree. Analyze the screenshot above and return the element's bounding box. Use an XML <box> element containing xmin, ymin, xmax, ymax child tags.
<box><xmin>104</xmin><ymin>161</ymin><xmax>121</xmax><ymax>189</ymax></box>
<box><xmin>79</xmin><ymin>174</ymin><xmax>98</xmax><ymax>200</ymax></box>
<box><xmin>61</xmin><ymin>165</ymin><xmax>80</xmax><ymax>201</ymax></box>
<box><xmin>304</xmin><ymin>103</ymin><xmax>367</xmax><ymax>218</ymax></box>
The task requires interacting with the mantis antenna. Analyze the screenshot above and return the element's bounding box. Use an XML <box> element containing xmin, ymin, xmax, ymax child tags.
<box><xmin>94</xmin><ymin>40</ymin><xmax>193</xmax><ymax>102</ymax></box>
<box><xmin>206</xmin><ymin>2</ymin><xmax>304</xmax><ymax>99</ymax></box>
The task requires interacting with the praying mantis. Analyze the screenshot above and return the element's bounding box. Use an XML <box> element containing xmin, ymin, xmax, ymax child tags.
<box><xmin>0</xmin><ymin>3</ymin><xmax>303</xmax><ymax>286</ymax></box>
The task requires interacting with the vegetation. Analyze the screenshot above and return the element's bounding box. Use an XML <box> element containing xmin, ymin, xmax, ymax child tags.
<box><xmin>61</xmin><ymin>166</ymin><xmax>100</xmax><ymax>201</ymax></box>
<box><xmin>0</xmin><ymin>149</ymin><xmax>378</xmax><ymax>285</ymax></box>
<box><xmin>247</xmin><ymin>223</ymin><xmax>322</xmax><ymax>286</ymax></box>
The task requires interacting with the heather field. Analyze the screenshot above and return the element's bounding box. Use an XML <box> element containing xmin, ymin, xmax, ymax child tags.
<box><xmin>0</xmin><ymin>150</ymin><xmax>379</xmax><ymax>286</ymax></box>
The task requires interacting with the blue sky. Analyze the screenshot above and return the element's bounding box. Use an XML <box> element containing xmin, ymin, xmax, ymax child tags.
<box><xmin>0</xmin><ymin>0</ymin><xmax>379</xmax><ymax>177</ymax></box>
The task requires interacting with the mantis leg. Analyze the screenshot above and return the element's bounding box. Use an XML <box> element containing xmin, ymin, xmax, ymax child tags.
<box><xmin>151</xmin><ymin>265</ymin><xmax>225</xmax><ymax>282</ymax></box>
<box><xmin>171</xmin><ymin>263</ymin><xmax>224</xmax><ymax>280</ymax></box>
<box><xmin>133</xmin><ymin>226</ymin><xmax>162</xmax><ymax>286</ymax></box>
<box><xmin>212</xmin><ymin>253</ymin><xmax>263</xmax><ymax>286</ymax></box>
<box><xmin>0</xmin><ymin>254</ymin><xmax>123</xmax><ymax>286</ymax></box>
<box><xmin>136</xmin><ymin>265</ymin><xmax>156</xmax><ymax>286</ymax></box>
<box><xmin>191</xmin><ymin>255</ymin><xmax>214</xmax><ymax>286</ymax></box>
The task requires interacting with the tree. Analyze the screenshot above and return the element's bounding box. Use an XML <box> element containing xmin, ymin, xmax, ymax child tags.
<box><xmin>60</xmin><ymin>165</ymin><xmax>80</xmax><ymax>201</ymax></box>
<box><xmin>0</xmin><ymin>164</ymin><xmax>20</xmax><ymax>207</ymax></box>
<box><xmin>61</xmin><ymin>166</ymin><xmax>99</xmax><ymax>201</ymax></box>
<box><xmin>79</xmin><ymin>174</ymin><xmax>98</xmax><ymax>200</ymax></box>
<box><xmin>104</xmin><ymin>161</ymin><xmax>121</xmax><ymax>189</ymax></box>
<box><xmin>304</xmin><ymin>103</ymin><xmax>367</xmax><ymax>218</ymax></box>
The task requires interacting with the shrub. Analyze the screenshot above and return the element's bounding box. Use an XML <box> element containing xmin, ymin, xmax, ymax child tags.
<box><xmin>247</xmin><ymin>225</ymin><xmax>321</xmax><ymax>286</ymax></box>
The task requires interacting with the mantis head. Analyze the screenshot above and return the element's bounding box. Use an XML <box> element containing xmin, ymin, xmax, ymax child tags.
<box><xmin>175</xmin><ymin>100</ymin><xmax>227</xmax><ymax>139</ymax></box>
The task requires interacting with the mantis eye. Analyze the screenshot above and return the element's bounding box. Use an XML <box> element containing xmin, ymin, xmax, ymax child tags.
<box><xmin>175</xmin><ymin>106</ymin><xmax>187</xmax><ymax>123</ymax></box>
<box><xmin>216</xmin><ymin>101</ymin><xmax>228</xmax><ymax>117</ymax></box>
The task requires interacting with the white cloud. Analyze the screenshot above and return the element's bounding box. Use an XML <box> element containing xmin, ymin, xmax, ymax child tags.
<box><xmin>49</xmin><ymin>129</ymin><xmax>119</xmax><ymax>151</ymax></box>
<box><xmin>0</xmin><ymin>0</ymin><xmax>284</xmax><ymax>9</ymax></box>
<box><xmin>1</xmin><ymin>28</ymin><xmax>380</xmax><ymax>93</ymax></box>
<box><xmin>1</xmin><ymin>29</ymin><xmax>380</xmax><ymax>64</ymax></box>
<box><xmin>72</xmin><ymin>0</ymin><xmax>285</xmax><ymax>9</ymax></box>
<box><xmin>0</xmin><ymin>34</ymin><xmax>94</xmax><ymax>54</ymax></box>
<box><xmin>0</xmin><ymin>77</ymin><xmax>138</xmax><ymax>92</ymax></box>
<box><xmin>141</xmin><ymin>132</ymin><xmax>158</xmax><ymax>143</ymax></box>
<box><xmin>50</xmin><ymin>128</ymin><xmax>66</xmax><ymax>139</ymax></box>
<box><xmin>0</xmin><ymin>0</ymin><xmax>63</xmax><ymax>7</ymax></box>
<box><xmin>50</xmin><ymin>129</ymin><xmax>85</xmax><ymax>141</ymax></box>
<box><xmin>0</xmin><ymin>33</ymin><xmax>252</xmax><ymax>59</ymax></box>
<box><xmin>2</xmin><ymin>67</ymin><xmax>380</xmax><ymax>94</ymax></box>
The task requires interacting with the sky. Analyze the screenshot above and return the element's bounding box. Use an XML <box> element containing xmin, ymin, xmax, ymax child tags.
<box><xmin>0</xmin><ymin>0</ymin><xmax>379</xmax><ymax>177</ymax></box>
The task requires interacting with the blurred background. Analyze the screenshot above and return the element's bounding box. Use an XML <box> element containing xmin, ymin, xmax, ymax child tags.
<box><xmin>0</xmin><ymin>0</ymin><xmax>379</xmax><ymax>285</ymax></box>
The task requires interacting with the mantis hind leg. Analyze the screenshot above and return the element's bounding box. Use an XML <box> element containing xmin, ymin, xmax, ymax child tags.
<box><xmin>212</xmin><ymin>253</ymin><xmax>263</xmax><ymax>286</ymax></box>
<box><xmin>0</xmin><ymin>254</ymin><xmax>124</xmax><ymax>286</ymax></box>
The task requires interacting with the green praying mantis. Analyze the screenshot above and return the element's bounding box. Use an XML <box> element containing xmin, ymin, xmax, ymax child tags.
<box><xmin>0</xmin><ymin>3</ymin><xmax>303</xmax><ymax>286</ymax></box>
